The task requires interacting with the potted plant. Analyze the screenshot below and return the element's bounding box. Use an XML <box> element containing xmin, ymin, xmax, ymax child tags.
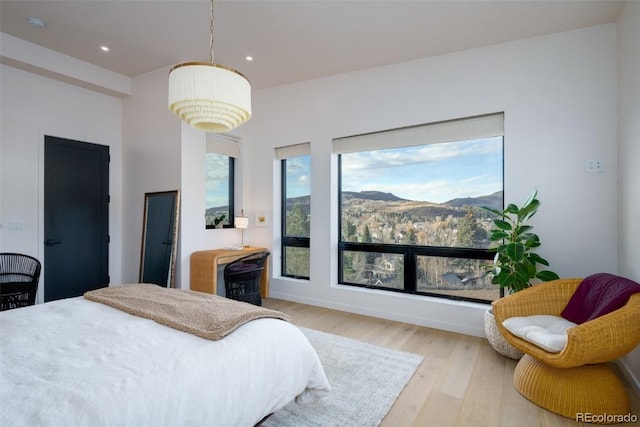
<box><xmin>482</xmin><ymin>189</ymin><xmax>559</xmax><ymax>359</ymax></box>
<box><xmin>213</xmin><ymin>214</ymin><xmax>226</xmax><ymax>229</ymax></box>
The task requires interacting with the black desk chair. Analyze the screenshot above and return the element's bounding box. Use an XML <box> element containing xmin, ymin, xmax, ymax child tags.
<box><xmin>223</xmin><ymin>251</ymin><xmax>270</xmax><ymax>306</ymax></box>
<box><xmin>0</xmin><ymin>253</ymin><xmax>42</xmax><ymax>311</ymax></box>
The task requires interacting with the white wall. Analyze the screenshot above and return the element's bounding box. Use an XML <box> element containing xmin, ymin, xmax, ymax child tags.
<box><xmin>617</xmin><ymin>0</ymin><xmax>640</xmax><ymax>396</ymax></box>
<box><xmin>0</xmin><ymin>64</ymin><xmax>123</xmax><ymax>300</ymax></box>
<box><xmin>234</xmin><ymin>24</ymin><xmax>619</xmax><ymax>338</ymax></box>
<box><xmin>121</xmin><ymin>68</ymin><xmax>182</xmax><ymax>285</ymax></box>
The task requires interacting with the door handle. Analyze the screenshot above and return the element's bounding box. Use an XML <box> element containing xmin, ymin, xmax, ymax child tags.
<box><xmin>45</xmin><ymin>238</ymin><xmax>61</xmax><ymax>246</ymax></box>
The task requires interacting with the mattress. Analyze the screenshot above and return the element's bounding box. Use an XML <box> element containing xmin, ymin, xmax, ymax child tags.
<box><xmin>0</xmin><ymin>296</ymin><xmax>330</xmax><ymax>426</ymax></box>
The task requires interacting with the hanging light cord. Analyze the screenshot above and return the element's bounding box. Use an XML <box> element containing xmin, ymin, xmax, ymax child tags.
<box><xmin>209</xmin><ymin>0</ymin><xmax>215</xmax><ymax>64</ymax></box>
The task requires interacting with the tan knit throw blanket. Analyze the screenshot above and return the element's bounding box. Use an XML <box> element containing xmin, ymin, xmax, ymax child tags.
<box><xmin>84</xmin><ymin>284</ymin><xmax>290</xmax><ymax>340</ymax></box>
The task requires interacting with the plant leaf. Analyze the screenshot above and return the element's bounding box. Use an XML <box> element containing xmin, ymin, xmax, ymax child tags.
<box><xmin>492</xmin><ymin>220</ymin><xmax>512</xmax><ymax>231</ymax></box>
<box><xmin>494</xmin><ymin>244</ymin><xmax>508</xmax><ymax>254</ymax></box>
<box><xmin>519</xmin><ymin>199</ymin><xmax>540</xmax><ymax>222</ymax></box>
<box><xmin>536</xmin><ymin>270</ymin><xmax>560</xmax><ymax>282</ymax></box>
<box><xmin>515</xmin><ymin>225</ymin><xmax>532</xmax><ymax>235</ymax></box>
<box><xmin>505</xmin><ymin>242</ymin><xmax>525</xmax><ymax>261</ymax></box>
<box><xmin>521</xmin><ymin>188</ymin><xmax>538</xmax><ymax>207</ymax></box>
<box><xmin>490</xmin><ymin>230</ymin><xmax>509</xmax><ymax>241</ymax></box>
<box><xmin>521</xmin><ymin>233</ymin><xmax>540</xmax><ymax>247</ymax></box>
<box><xmin>527</xmin><ymin>252</ymin><xmax>549</xmax><ymax>266</ymax></box>
<box><xmin>505</xmin><ymin>204</ymin><xmax>519</xmax><ymax>214</ymax></box>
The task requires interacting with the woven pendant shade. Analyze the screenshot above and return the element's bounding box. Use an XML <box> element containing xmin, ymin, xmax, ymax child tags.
<box><xmin>168</xmin><ymin>62</ymin><xmax>251</xmax><ymax>132</ymax></box>
<box><xmin>168</xmin><ymin>0</ymin><xmax>251</xmax><ymax>132</ymax></box>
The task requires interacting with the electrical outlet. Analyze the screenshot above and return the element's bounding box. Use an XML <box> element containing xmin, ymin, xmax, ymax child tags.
<box><xmin>586</xmin><ymin>159</ymin><xmax>604</xmax><ymax>173</ymax></box>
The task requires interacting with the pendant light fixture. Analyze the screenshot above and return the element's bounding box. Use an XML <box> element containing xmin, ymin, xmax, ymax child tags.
<box><xmin>168</xmin><ymin>0</ymin><xmax>251</xmax><ymax>132</ymax></box>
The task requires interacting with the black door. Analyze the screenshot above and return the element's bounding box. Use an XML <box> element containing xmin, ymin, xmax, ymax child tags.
<box><xmin>44</xmin><ymin>136</ymin><xmax>109</xmax><ymax>302</ymax></box>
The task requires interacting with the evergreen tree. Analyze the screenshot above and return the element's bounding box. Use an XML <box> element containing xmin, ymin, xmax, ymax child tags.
<box><xmin>343</xmin><ymin>220</ymin><xmax>357</xmax><ymax>242</ymax></box>
<box><xmin>286</xmin><ymin>204</ymin><xmax>309</xmax><ymax>237</ymax></box>
<box><xmin>407</xmin><ymin>228</ymin><xmax>418</xmax><ymax>244</ymax></box>
<box><xmin>456</xmin><ymin>207</ymin><xmax>487</xmax><ymax>248</ymax></box>
<box><xmin>361</xmin><ymin>224</ymin><xmax>376</xmax><ymax>274</ymax></box>
<box><xmin>362</xmin><ymin>224</ymin><xmax>372</xmax><ymax>243</ymax></box>
<box><xmin>285</xmin><ymin>204</ymin><xmax>310</xmax><ymax>277</ymax></box>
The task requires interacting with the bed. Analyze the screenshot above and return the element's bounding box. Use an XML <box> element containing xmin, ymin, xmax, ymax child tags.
<box><xmin>0</xmin><ymin>285</ymin><xmax>330</xmax><ymax>426</ymax></box>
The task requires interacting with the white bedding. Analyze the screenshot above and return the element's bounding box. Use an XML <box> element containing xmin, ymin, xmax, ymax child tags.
<box><xmin>0</xmin><ymin>296</ymin><xmax>330</xmax><ymax>426</ymax></box>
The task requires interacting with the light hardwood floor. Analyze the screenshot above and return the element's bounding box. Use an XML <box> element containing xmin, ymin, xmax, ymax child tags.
<box><xmin>263</xmin><ymin>298</ymin><xmax>640</xmax><ymax>427</ymax></box>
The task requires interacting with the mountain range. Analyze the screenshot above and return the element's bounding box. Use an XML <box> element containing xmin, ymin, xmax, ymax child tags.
<box><xmin>285</xmin><ymin>190</ymin><xmax>503</xmax><ymax>218</ymax></box>
<box><xmin>207</xmin><ymin>191</ymin><xmax>503</xmax><ymax>219</ymax></box>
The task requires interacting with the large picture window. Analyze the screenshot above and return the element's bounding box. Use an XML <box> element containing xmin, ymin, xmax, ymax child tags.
<box><xmin>205</xmin><ymin>134</ymin><xmax>237</xmax><ymax>229</ymax></box>
<box><xmin>277</xmin><ymin>143</ymin><xmax>311</xmax><ymax>279</ymax></box>
<box><xmin>336</xmin><ymin>113</ymin><xmax>504</xmax><ymax>303</ymax></box>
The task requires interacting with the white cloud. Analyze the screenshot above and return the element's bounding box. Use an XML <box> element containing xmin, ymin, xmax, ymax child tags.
<box><xmin>341</xmin><ymin>137</ymin><xmax>502</xmax><ymax>202</ymax></box>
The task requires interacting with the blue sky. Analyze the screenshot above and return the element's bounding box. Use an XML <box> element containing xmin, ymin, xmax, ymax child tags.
<box><xmin>285</xmin><ymin>156</ymin><xmax>311</xmax><ymax>198</ymax></box>
<box><xmin>342</xmin><ymin>137</ymin><xmax>503</xmax><ymax>203</ymax></box>
<box><xmin>205</xmin><ymin>153</ymin><xmax>230</xmax><ymax>208</ymax></box>
<box><xmin>212</xmin><ymin>137</ymin><xmax>503</xmax><ymax>205</ymax></box>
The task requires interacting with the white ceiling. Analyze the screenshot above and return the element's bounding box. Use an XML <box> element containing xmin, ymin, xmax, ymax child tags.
<box><xmin>0</xmin><ymin>0</ymin><xmax>625</xmax><ymax>90</ymax></box>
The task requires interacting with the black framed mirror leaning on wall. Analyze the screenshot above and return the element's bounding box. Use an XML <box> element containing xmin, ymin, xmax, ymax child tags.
<box><xmin>139</xmin><ymin>190</ymin><xmax>180</xmax><ymax>288</ymax></box>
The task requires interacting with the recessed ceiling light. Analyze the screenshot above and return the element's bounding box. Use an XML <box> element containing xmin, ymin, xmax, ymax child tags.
<box><xmin>27</xmin><ymin>16</ymin><xmax>45</xmax><ymax>28</ymax></box>
<box><xmin>245</xmin><ymin>56</ymin><xmax>253</xmax><ymax>62</ymax></box>
<box><xmin>100</xmin><ymin>46</ymin><xmax>110</xmax><ymax>52</ymax></box>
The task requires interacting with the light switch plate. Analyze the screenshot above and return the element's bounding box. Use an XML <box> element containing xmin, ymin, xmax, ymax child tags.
<box><xmin>9</xmin><ymin>221</ymin><xmax>23</xmax><ymax>231</ymax></box>
<box><xmin>586</xmin><ymin>159</ymin><xmax>604</xmax><ymax>173</ymax></box>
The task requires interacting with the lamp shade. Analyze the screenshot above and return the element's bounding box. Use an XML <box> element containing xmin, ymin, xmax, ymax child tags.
<box><xmin>235</xmin><ymin>215</ymin><xmax>249</xmax><ymax>229</ymax></box>
<box><xmin>168</xmin><ymin>62</ymin><xmax>251</xmax><ymax>132</ymax></box>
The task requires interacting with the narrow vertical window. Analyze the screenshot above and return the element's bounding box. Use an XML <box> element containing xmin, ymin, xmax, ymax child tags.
<box><xmin>277</xmin><ymin>143</ymin><xmax>311</xmax><ymax>279</ymax></box>
<box><xmin>205</xmin><ymin>134</ymin><xmax>238</xmax><ymax>229</ymax></box>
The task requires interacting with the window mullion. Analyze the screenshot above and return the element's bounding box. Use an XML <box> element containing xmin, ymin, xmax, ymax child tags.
<box><xmin>405</xmin><ymin>250</ymin><xmax>416</xmax><ymax>292</ymax></box>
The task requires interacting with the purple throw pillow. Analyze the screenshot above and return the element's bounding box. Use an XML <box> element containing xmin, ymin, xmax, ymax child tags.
<box><xmin>561</xmin><ymin>273</ymin><xmax>640</xmax><ymax>324</ymax></box>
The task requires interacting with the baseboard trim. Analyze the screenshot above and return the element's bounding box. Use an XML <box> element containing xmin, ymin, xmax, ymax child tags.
<box><xmin>267</xmin><ymin>290</ymin><xmax>485</xmax><ymax>338</ymax></box>
<box><xmin>617</xmin><ymin>358</ymin><xmax>640</xmax><ymax>399</ymax></box>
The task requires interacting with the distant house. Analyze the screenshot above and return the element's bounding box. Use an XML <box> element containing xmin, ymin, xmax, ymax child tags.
<box><xmin>442</xmin><ymin>273</ymin><xmax>463</xmax><ymax>284</ymax></box>
<box><xmin>376</xmin><ymin>259</ymin><xmax>395</xmax><ymax>272</ymax></box>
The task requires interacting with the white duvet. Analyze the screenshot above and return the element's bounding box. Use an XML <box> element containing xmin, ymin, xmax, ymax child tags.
<box><xmin>0</xmin><ymin>297</ymin><xmax>330</xmax><ymax>426</ymax></box>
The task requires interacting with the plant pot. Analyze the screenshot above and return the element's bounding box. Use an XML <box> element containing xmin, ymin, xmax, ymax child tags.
<box><xmin>484</xmin><ymin>309</ymin><xmax>523</xmax><ymax>360</ymax></box>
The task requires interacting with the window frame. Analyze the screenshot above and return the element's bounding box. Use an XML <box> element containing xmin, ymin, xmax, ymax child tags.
<box><xmin>205</xmin><ymin>154</ymin><xmax>236</xmax><ymax>230</ymax></box>
<box><xmin>280</xmin><ymin>157</ymin><xmax>311</xmax><ymax>280</ymax></box>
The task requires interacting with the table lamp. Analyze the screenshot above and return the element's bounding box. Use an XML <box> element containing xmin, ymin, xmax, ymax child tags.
<box><xmin>235</xmin><ymin>210</ymin><xmax>249</xmax><ymax>247</ymax></box>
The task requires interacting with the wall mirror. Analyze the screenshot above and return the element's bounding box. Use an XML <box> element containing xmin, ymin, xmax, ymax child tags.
<box><xmin>140</xmin><ymin>190</ymin><xmax>180</xmax><ymax>287</ymax></box>
<box><xmin>205</xmin><ymin>133</ymin><xmax>239</xmax><ymax>229</ymax></box>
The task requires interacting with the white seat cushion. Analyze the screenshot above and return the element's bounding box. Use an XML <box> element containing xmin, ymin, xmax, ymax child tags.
<box><xmin>502</xmin><ymin>315</ymin><xmax>578</xmax><ymax>353</ymax></box>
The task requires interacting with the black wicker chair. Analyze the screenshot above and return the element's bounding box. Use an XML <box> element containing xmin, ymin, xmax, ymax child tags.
<box><xmin>0</xmin><ymin>253</ymin><xmax>42</xmax><ymax>311</ymax></box>
<box><xmin>223</xmin><ymin>251</ymin><xmax>270</xmax><ymax>306</ymax></box>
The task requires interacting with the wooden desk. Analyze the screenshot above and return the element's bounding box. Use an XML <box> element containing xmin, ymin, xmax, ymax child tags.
<box><xmin>190</xmin><ymin>247</ymin><xmax>270</xmax><ymax>298</ymax></box>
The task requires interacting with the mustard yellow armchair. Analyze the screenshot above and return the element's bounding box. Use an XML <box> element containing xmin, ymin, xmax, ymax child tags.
<box><xmin>492</xmin><ymin>278</ymin><xmax>640</xmax><ymax>422</ymax></box>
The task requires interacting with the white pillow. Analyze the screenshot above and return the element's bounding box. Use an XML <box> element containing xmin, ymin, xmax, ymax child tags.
<box><xmin>502</xmin><ymin>315</ymin><xmax>577</xmax><ymax>353</ymax></box>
